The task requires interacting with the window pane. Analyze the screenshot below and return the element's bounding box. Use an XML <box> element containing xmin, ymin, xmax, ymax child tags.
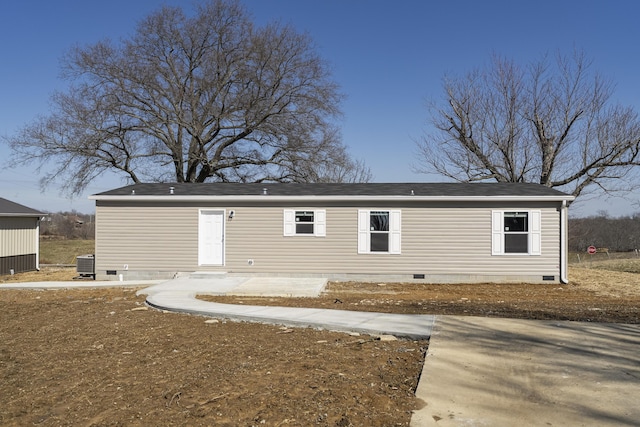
<box><xmin>294</xmin><ymin>211</ymin><xmax>314</xmax><ymax>234</ymax></box>
<box><xmin>504</xmin><ymin>212</ymin><xmax>528</xmax><ymax>232</ymax></box>
<box><xmin>505</xmin><ymin>234</ymin><xmax>528</xmax><ymax>253</ymax></box>
<box><xmin>370</xmin><ymin>211</ymin><xmax>389</xmax><ymax>231</ymax></box>
<box><xmin>296</xmin><ymin>211</ymin><xmax>314</xmax><ymax>223</ymax></box>
<box><xmin>296</xmin><ymin>223</ymin><xmax>314</xmax><ymax>234</ymax></box>
<box><xmin>370</xmin><ymin>233</ymin><xmax>389</xmax><ymax>252</ymax></box>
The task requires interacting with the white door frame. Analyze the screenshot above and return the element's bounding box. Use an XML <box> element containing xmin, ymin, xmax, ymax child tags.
<box><xmin>198</xmin><ymin>209</ymin><xmax>225</xmax><ymax>266</ymax></box>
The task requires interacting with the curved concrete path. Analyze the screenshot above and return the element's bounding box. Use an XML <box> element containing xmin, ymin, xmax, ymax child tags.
<box><xmin>137</xmin><ymin>275</ymin><xmax>435</xmax><ymax>339</ymax></box>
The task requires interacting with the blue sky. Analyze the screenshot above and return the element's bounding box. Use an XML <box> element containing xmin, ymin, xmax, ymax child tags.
<box><xmin>1</xmin><ymin>0</ymin><xmax>639</xmax><ymax>215</ymax></box>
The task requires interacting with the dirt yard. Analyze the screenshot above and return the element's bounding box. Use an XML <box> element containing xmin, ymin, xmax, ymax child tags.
<box><xmin>201</xmin><ymin>266</ymin><xmax>640</xmax><ymax>324</ymax></box>
<box><xmin>1</xmin><ymin>265</ymin><xmax>638</xmax><ymax>426</ymax></box>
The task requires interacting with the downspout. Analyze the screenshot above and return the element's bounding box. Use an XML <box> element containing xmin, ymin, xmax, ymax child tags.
<box><xmin>560</xmin><ymin>200</ymin><xmax>568</xmax><ymax>284</ymax></box>
<box><xmin>36</xmin><ymin>217</ymin><xmax>42</xmax><ymax>271</ymax></box>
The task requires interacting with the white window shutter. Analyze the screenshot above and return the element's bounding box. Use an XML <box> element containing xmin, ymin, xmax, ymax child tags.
<box><xmin>389</xmin><ymin>210</ymin><xmax>402</xmax><ymax>254</ymax></box>
<box><xmin>357</xmin><ymin>210</ymin><xmax>369</xmax><ymax>253</ymax></box>
<box><xmin>491</xmin><ymin>211</ymin><xmax>503</xmax><ymax>255</ymax></box>
<box><xmin>529</xmin><ymin>210</ymin><xmax>542</xmax><ymax>255</ymax></box>
<box><xmin>315</xmin><ymin>210</ymin><xmax>326</xmax><ymax>237</ymax></box>
<box><xmin>283</xmin><ymin>209</ymin><xmax>295</xmax><ymax>236</ymax></box>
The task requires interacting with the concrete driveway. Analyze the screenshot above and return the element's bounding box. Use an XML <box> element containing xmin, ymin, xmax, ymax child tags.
<box><xmin>411</xmin><ymin>316</ymin><xmax>640</xmax><ymax>426</ymax></box>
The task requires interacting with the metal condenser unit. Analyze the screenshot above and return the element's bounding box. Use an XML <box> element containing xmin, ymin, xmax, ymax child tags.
<box><xmin>76</xmin><ymin>254</ymin><xmax>95</xmax><ymax>279</ymax></box>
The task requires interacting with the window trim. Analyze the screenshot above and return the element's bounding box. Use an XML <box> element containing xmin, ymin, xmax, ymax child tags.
<box><xmin>358</xmin><ymin>209</ymin><xmax>401</xmax><ymax>254</ymax></box>
<box><xmin>283</xmin><ymin>209</ymin><xmax>326</xmax><ymax>237</ymax></box>
<box><xmin>492</xmin><ymin>210</ymin><xmax>541</xmax><ymax>255</ymax></box>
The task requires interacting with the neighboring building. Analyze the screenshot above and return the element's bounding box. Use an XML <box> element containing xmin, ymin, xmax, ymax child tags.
<box><xmin>90</xmin><ymin>182</ymin><xmax>574</xmax><ymax>283</ymax></box>
<box><xmin>0</xmin><ymin>198</ymin><xmax>46</xmax><ymax>275</ymax></box>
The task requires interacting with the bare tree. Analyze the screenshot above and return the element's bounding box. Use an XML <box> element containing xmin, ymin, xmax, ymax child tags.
<box><xmin>416</xmin><ymin>51</ymin><xmax>640</xmax><ymax>200</ymax></box>
<box><xmin>312</xmin><ymin>157</ymin><xmax>373</xmax><ymax>183</ymax></box>
<box><xmin>6</xmin><ymin>0</ymin><xmax>368</xmax><ymax>194</ymax></box>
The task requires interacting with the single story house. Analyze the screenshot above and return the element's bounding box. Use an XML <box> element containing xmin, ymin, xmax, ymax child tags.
<box><xmin>90</xmin><ymin>182</ymin><xmax>574</xmax><ymax>283</ymax></box>
<box><xmin>0</xmin><ymin>198</ymin><xmax>46</xmax><ymax>275</ymax></box>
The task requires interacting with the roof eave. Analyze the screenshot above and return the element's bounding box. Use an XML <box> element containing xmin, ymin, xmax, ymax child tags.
<box><xmin>90</xmin><ymin>195</ymin><xmax>575</xmax><ymax>203</ymax></box>
<box><xmin>0</xmin><ymin>213</ymin><xmax>47</xmax><ymax>217</ymax></box>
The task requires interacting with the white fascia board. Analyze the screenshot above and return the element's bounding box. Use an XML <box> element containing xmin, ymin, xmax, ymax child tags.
<box><xmin>90</xmin><ymin>194</ymin><xmax>575</xmax><ymax>203</ymax></box>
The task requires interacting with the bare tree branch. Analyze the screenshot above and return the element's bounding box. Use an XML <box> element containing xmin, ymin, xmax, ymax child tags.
<box><xmin>416</xmin><ymin>50</ymin><xmax>640</xmax><ymax>202</ymax></box>
<box><xmin>4</xmin><ymin>0</ymin><xmax>369</xmax><ymax>194</ymax></box>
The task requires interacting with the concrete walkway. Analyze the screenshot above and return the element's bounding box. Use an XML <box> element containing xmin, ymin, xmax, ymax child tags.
<box><xmin>137</xmin><ymin>275</ymin><xmax>436</xmax><ymax>339</ymax></box>
<box><xmin>0</xmin><ymin>279</ymin><xmax>164</xmax><ymax>289</ymax></box>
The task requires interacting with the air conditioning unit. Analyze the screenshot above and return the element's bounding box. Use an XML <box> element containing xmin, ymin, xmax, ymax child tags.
<box><xmin>76</xmin><ymin>254</ymin><xmax>95</xmax><ymax>279</ymax></box>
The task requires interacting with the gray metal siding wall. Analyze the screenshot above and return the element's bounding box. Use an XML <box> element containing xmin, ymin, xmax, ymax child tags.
<box><xmin>95</xmin><ymin>201</ymin><xmax>561</xmax><ymax>280</ymax></box>
<box><xmin>0</xmin><ymin>254</ymin><xmax>37</xmax><ymax>275</ymax></box>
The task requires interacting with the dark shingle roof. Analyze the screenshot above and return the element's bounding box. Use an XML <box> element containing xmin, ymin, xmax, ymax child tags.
<box><xmin>93</xmin><ymin>182</ymin><xmax>572</xmax><ymax>198</ymax></box>
<box><xmin>0</xmin><ymin>198</ymin><xmax>46</xmax><ymax>217</ymax></box>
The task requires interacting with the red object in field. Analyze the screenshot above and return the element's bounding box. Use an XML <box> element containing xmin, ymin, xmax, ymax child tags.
<box><xmin>587</xmin><ymin>246</ymin><xmax>597</xmax><ymax>254</ymax></box>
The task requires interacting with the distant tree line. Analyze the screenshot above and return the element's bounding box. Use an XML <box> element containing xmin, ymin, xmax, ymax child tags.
<box><xmin>569</xmin><ymin>213</ymin><xmax>640</xmax><ymax>252</ymax></box>
<box><xmin>40</xmin><ymin>211</ymin><xmax>95</xmax><ymax>240</ymax></box>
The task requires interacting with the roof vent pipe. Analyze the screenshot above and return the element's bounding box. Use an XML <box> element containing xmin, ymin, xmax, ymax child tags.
<box><xmin>169</xmin><ymin>186</ymin><xmax>175</xmax><ymax>194</ymax></box>
<box><xmin>131</xmin><ymin>189</ymin><xmax>135</xmax><ymax>195</ymax></box>
<box><xmin>411</xmin><ymin>190</ymin><xmax>414</xmax><ymax>196</ymax></box>
<box><xmin>262</xmin><ymin>188</ymin><xmax>268</xmax><ymax>195</ymax></box>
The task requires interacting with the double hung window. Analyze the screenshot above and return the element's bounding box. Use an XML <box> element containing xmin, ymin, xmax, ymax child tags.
<box><xmin>492</xmin><ymin>210</ymin><xmax>541</xmax><ymax>255</ymax></box>
<box><xmin>504</xmin><ymin>212</ymin><xmax>529</xmax><ymax>253</ymax></box>
<box><xmin>283</xmin><ymin>210</ymin><xmax>326</xmax><ymax>237</ymax></box>
<box><xmin>358</xmin><ymin>210</ymin><xmax>401</xmax><ymax>254</ymax></box>
<box><xmin>294</xmin><ymin>211</ymin><xmax>315</xmax><ymax>234</ymax></box>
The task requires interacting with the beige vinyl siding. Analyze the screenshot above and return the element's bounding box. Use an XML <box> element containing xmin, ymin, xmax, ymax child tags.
<box><xmin>95</xmin><ymin>201</ymin><xmax>561</xmax><ymax>280</ymax></box>
<box><xmin>0</xmin><ymin>217</ymin><xmax>38</xmax><ymax>257</ymax></box>
<box><xmin>225</xmin><ymin>207</ymin><xmax>351</xmax><ymax>272</ymax></box>
<box><xmin>400</xmin><ymin>207</ymin><xmax>559</xmax><ymax>276</ymax></box>
<box><xmin>226</xmin><ymin>206</ymin><xmax>559</xmax><ymax>276</ymax></box>
<box><xmin>95</xmin><ymin>205</ymin><xmax>199</xmax><ymax>272</ymax></box>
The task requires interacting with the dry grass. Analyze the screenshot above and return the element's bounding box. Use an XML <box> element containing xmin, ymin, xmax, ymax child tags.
<box><xmin>39</xmin><ymin>239</ymin><xmax>94</xmax><ymax>264</ymax></box>
<box><xmin>568</xmin><ymin>250</ymin><xmax>640</xmax><ymax>264</ymax></box>
<box><xmin>585</xmin><ymin>258</ymin><xmax>640</xmax><ymax>274</ymax></box>
<box><xmin>569</xmin><ymin>261</ymin><xmax>640</xmax><ymax>297</ymax></box>
<box><xmin>0</xmin><ymin>267</ymin><xmax>77</xmax><ymax>283</ymax></box>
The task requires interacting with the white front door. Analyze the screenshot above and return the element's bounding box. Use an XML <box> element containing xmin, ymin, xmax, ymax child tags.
<box><xmin>199</xmin><ymin>210</ymin><xmax>225</xmax><ymax>265</ymax></box>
